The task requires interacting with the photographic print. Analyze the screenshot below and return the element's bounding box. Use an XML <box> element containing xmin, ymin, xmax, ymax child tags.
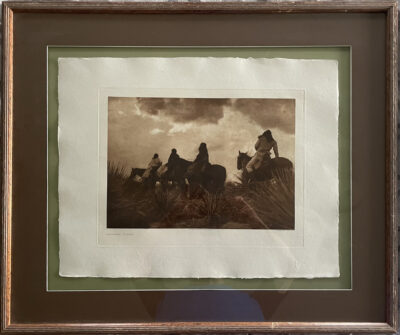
<box><xmin>107</xmin><ymin>97</ymin><xmax>295</xmax><ymax>229</ymax></box>
<box><xmin>59</xmin><ymin>56</ymin><xmax>339</xmax><ymax>279</ymax></box>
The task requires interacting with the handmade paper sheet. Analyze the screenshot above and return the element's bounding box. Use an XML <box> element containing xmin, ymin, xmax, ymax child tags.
<box><xmin>58</xmin><ymin>57</ymin><xmax>339</xmax><ymax>278</ymax></box>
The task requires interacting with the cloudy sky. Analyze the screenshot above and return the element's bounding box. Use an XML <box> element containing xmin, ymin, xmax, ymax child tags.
<box><xmin>108</xmin><ymin>97</ymin><xmax>295</xmax><ymax>181</ymax></box>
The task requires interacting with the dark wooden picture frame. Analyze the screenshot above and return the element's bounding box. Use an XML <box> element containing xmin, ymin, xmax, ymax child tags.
<box><xmin>1</xmin><ymin>0</ymin><xmax>398</xmax><ymax>333</ymax></box>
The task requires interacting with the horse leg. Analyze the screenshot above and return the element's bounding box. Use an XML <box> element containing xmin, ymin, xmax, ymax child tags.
<box><xmin>184</xmin><ymin>178</ymin><xmax>191</xmax><ymax>199</ymax></box>
<box><xmin>176</xmin><ymin>178</ymin><xmax>188</xmax><ymax>198</ymax></box>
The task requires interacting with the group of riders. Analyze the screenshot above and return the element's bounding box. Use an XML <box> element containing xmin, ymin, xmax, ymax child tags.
<box><xmin>140</xmin><ymin>142</ymin><xmax>210</xmax><ymax>182</ymax></box>
<box><xmin>139</xmin><ymin>129</ymin><xmax>280</xmax><ymax>184</ymax></box>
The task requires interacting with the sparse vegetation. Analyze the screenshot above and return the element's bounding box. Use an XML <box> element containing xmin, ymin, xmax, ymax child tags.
<box><xmin>107</xmin><ymin>162</ymin><xmax>294</xmax><ymax>229</ymax></box>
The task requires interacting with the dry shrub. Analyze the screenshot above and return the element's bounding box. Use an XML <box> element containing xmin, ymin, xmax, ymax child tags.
<box><xmin>107</xmin><ymin>162</ymin><xmax>162</xmax><ymax>228</ymax></box>
<box><xmin>107</xmin><ymin>161</ymin><xmax>294</xmax><ymax>229</ymax></box>
<box><xmin>244</xmin><ymin>169</ymin><xmax>294</xmax><ymax>229</ymax></box>
<box><xmin>163</xmin><ymin>190</ymin><xmax>228</xmax><ymax>228</ymax></box>
<box><xmin>154</xmin><ymin>186</ymin><xmax>181</xmax><ymax>216</ymax></box>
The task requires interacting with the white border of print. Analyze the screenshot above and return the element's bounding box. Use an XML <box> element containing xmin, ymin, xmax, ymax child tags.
<box><xmin>98</xmin><ymin>88</ymin><xmax>305</xmax><ymax>248</ymax></box>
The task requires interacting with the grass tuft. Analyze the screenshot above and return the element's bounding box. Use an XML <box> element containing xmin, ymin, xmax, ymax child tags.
<box><xmin>107</xmin><ymin>161</ymin><xmax>294</xmax><ymax>229</ymax></box>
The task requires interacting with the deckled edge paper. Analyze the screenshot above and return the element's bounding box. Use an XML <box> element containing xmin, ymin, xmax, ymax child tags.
<box><xmin>58</xmin><ymin>57</ymin><xmax>339</xmax><ymax>278</ymax></box>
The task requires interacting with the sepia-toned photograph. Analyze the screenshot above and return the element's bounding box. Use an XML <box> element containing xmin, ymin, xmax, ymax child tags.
<box><xmin>107</xmin><ymin>97</ymin><xmax>295</xmax><ymax>229</ymax></box>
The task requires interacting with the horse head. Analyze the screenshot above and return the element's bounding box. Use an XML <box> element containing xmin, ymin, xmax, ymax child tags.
<box><xmin>130</xmin><ymin>168</ymin><xmax>138</xmax><ymax>177</ymax></box>
<box><xmin>130</xmin><ymin>168</ymin><xmax>146</xmax><ymax>178</ymax></box>
<box><xmin>237</xmin><ymin>151</ymin><xmax>251</xmax><ymax>170</ymax></box>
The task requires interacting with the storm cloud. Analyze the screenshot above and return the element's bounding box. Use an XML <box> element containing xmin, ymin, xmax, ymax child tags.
<box><xmin>232</xmin><ymin>98</ymin><xmax>295</xmax><ymax>134</ymax></box>
<box><xmin>108</xmin><ymin>96</ymin><xmax>295</xmax><ymax>181</ymax></box>
<box><xmin>109</xmin><ymin>97</ymin><xmax>295</xmax><ymax>134</ymax></box>
<box><xmin>109</xmin><ymin>97</ymin><xmax>229</xmax><ymax>125</ymax></box>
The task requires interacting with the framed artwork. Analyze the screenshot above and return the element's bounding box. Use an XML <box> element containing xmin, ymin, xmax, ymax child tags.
<box><xmin>1</xmin><ymin>0</ymin><xmax>398</xmax><ymax>333</ymax></box>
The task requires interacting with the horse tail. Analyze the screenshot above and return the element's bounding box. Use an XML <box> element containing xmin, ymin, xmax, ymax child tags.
<box><xmin>219</xmin><ymin>165</ymin><xmax>227</xmax><ymax>184</ymax></box>
<box><xmin>212</xmin><ymin>164</ymin><xmax>226</xmax><ymax>192</ymax></box>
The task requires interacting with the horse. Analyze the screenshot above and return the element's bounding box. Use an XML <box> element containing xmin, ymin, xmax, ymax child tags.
<box><xmin>166</xmin><ymin>157</ymin><xmax>226</xmax><ymax>195</ymax></box>
<box><xmin>127</xmin><ymin>167</ymin><xmax>159</xmax><ymax>188</ymax></box>
<box><xmin>129</xmin><ymin>168</ymin><xmax>145</xmax><ymax>180</ymax></box>
<box><xmin>162</xmin><ymin>157</ymin><xmax>193</xmax><ymax>190</ymax></box>
<box><xmin>237</xmin><ymin>151</ymin><xmax>293</xmax><ymax>183</ymax></box>
<box><xmin>186</xmin><ymin>163</ymin><xmax>227</xmax><ymax>194</ymax></box>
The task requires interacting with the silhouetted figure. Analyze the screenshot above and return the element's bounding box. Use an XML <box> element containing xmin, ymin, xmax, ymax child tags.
<box><xmin>246</xmin><ymin>130</ymin><xmax>279</xmax><ymax>173</ymax></box>
<box><xmin>188</xmin><ymin>142</ymin><xmax>210</xmax><ymax>176</ymax></box>
<box><xmin>185</xmin><ymin>143</ymin><xmax>226</xmax><ymax>195</ymax></box>
<box><xmin>167</xmin><ymin>148</ymin><xmax>180</xmax><ymax>167</ymax></box>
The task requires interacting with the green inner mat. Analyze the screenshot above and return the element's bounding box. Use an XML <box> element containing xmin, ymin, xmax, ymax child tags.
<box><xmin>47</xmin><ymin>47</ymin><xmax>351</xmax><ymax>291</ymax></box>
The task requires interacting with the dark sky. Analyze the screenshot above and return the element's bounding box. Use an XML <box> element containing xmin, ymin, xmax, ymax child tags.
<box><xmin>108</xmin><ymin>97</ymin><xmax>295</xmax><ymax>181</ymax></box>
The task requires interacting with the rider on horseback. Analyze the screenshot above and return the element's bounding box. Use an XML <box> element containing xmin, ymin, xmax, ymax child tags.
<box><xmin>185</xmin><ymin>142</ymin><xmax>226</xmax><ymax>193</ymax></box>
<box><xmin>187</xmin><ymin>142</ymin><xmax>210</xmax><ymax>176</ymax></box>
<box><xmin>167</xmin><ymin>148</ymin><xmax>180</xmax><ymax>167</ymax></box>
<box><xmin>246</xmin><ymin>130</ymin><xmax>279</xmax><ymax>173</ymax></box>
<box><xmin>158</xmin><ymin>148</ymin><xmax>180</xmax><ymax>179</ymax></box>
<box><xmin>142</xmin><ymin>153</ymin><xmax>162</xmax><ymax>179</ymax></box>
